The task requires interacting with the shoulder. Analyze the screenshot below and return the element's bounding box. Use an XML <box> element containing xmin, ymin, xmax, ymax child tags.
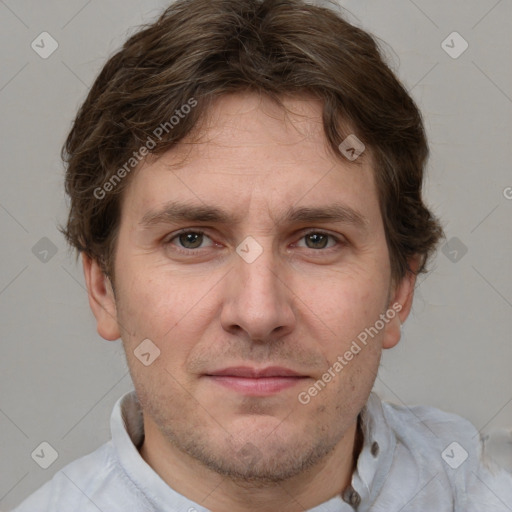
<box><xmin>377</xmin><ymin>395</ymin><xmax>512</xmax><ymax>509</ymax></box>
<box><xmin>380</xmin><ymin>396</ymin><xmax>485</xmax><ymax>475</ymax></box>
<box><xmin>11</xmin><ymin>441</ymin><xmax>148</xmax><ymax>512</ymax></box>
<box><xmin>380</xmin><ymin>397</ymin><xmax>480</xmax><ymax>452</ymax></box>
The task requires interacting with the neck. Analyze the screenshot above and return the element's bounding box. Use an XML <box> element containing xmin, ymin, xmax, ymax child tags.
<box><xmin>139</xmin><ymin>418</ymin><xmax>362</xmax><ymax>512</ymax></box>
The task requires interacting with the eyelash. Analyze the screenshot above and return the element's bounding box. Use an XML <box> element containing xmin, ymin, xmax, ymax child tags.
<box><xmin>164</xmin><ymin>229</ymin><xmax>344</xmax><ymax>256</ymax></box>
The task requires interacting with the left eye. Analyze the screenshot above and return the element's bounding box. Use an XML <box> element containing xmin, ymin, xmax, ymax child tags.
<box><xmin>297</xmin><ymin>232</ymin><xmax>338</xmax><ymax>250</ymax></box>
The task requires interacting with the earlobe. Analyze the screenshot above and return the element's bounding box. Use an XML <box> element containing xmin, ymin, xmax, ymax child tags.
<box><xmin>81</xmin><ymin>253</ymin><xmax>120</xmax><ymax>341</ymax></box>
<box><xmin>382</xmin><ymin>256</ymin><xmax>420</xmax><ymax>350</ymax></box>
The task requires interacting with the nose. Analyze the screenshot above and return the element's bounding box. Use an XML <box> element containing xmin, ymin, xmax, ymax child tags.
<box><xmin>220</xmin><ymin>243</ymin><xmax>296</xmax><ymax>343</ymax></box>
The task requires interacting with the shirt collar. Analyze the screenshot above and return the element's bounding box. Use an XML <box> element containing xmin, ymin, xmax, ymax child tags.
<box><xmin>349</xmin><ymin>392</ymin><xmax>396</xmax><ymax>509</ymax></box>
<box><xmin>110</xmin><ymin>390</ymin><xmax>396</xmax><ymax>511</ymax></box>
<box><xmin>110</xmin><ymin>392</ymin><xmax>209</xmax><ymax>511</ymax></box>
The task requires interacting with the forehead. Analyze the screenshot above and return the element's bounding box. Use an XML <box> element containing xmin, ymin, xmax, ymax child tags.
<box><xmin>120</xmin><ymin>92</ymin><xmax>381</xmax><ymax>228</ymax></box>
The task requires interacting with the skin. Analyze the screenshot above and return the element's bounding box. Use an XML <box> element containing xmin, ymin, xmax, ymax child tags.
<box><xmin>83</xmin><ymin>92</ymin><xmax>417</xmax><ymax>512</ymax></box>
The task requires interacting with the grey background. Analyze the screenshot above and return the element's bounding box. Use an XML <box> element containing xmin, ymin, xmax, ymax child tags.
<box><xmin>1</xmin><ymin>0</ymin><xmax>511</xmax><ymax>509</ymax></box>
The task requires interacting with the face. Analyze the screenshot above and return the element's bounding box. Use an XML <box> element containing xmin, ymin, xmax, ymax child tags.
<box><xmin>85</xmin><ymin>92</ymin><xmax>414</xmax><ymax>483</ymax></box>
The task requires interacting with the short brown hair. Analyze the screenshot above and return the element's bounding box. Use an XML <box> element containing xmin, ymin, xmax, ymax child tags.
<box><xmin>61</xmin><ymin>0</ymin><xmax>444</xmax><ymax>283</ymax></box>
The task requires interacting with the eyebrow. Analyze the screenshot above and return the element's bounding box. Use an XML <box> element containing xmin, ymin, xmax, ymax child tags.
<box><xmin>139</xmin><ymin>200</ymin><xmax>369</xmax><ymax>231</ymax></box>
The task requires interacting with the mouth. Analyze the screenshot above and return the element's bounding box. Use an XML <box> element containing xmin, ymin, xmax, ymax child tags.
<box><xmin>203</xmin><ymin>366</ymin><xmax>310</xmax><ymax>396</ymax></box>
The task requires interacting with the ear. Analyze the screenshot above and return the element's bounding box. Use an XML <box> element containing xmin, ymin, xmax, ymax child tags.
<box><xmin>381</xmin><ymin>255</ymin><xmax>421</xmax><ymax>350</ymax></box>
<box><xmin>81</xmin><ymin>253</ymin><xmax>120</xmax><ymax>341</ymax></box>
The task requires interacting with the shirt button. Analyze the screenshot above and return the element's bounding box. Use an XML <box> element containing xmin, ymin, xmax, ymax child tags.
<box><xmin>371</xmin><ymin>441</ymin><xmax>379</xmax><ymax>457</ymax></box>
<box><xmin>342</xmin><ymin>487</ymin><xmax>361</xmax><ymax>508</ymax></box>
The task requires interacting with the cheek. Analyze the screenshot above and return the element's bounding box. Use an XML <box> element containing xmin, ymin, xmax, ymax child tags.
<box><xmin>114</xmin><ymin>266</ymin><xmax>220</xmax><ymax>374</ymax></box>
<box><xmin>115</xmin><ymin>274</ymin><xmax>172</xmax><ymax>339</ymax></box>
<box><xmin>301</xmin><ymin>266</ymin><xmax>389</xmax><ymax>347</ymax></box>
<box><xmin>116</xmin><ymin>261</ymin><xmax>194</xmax><ymax>331</ymax></box>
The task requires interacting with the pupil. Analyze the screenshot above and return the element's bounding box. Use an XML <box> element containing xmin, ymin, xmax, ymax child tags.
<box><xmin>180</xmin><ymin>232</ymin><xmax>202</xmax><ymax>248</ymax></box>
<box><xmin>307</xmin><ymin>233</ymin><xmax>327</xmax><ymax>249</ymax></box>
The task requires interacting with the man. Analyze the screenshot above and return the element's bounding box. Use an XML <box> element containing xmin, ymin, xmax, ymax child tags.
<box><xmin>13</xmin><ymin>0</ymin><xmax>512</xmax><ymax>510</ymax></box>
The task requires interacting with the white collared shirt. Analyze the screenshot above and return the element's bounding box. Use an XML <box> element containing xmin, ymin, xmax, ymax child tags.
<box><xmin>12</xmin><ymin>391</ymin><xmax>512</xmax><ymax>511</ymax></box>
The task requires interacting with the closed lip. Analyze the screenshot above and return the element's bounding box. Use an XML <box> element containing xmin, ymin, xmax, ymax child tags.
<box><xmin>205</xmin><ymin>366</ymin><xmax>307</xmax><ymax>378</ymax></box>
